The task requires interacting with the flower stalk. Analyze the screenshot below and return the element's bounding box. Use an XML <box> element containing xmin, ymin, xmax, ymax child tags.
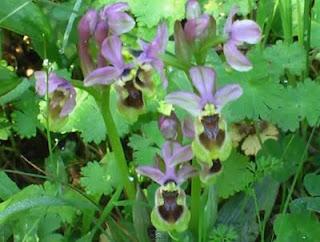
<box><xmin>97</xmin><ymin>86</ymin><xmax>135</xmax><ymax>200</ymax></box>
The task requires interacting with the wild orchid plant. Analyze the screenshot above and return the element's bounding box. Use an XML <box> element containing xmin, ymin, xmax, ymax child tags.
<box><xmin>34</xmin><ymin>0</ymin><xmax>261</xmax><ymax>236</ymax></box>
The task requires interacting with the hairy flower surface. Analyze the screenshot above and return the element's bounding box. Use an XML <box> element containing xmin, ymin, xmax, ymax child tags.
<box><xmin>223</xmin><ymin>6</ymin><xmax>261</xmax><ymax>71</ymax></box>
<box><xmin>35</xmin><ymin>71</ymin><xmax>76</xmax><ymax>118</ymax></box>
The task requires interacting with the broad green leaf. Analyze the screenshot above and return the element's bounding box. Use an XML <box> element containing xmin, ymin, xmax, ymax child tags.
<box><xmin>0</xmin><ymin>195</ymin><xmax>67</xmax><ymax>225</ymax></box>
<box><xmin>0</xmin><ymin>0</ymin><xmax>58</xmax><ymax>61</ymax></box>
<box><xmin>0</xmin><ymin>172</ymin><xmax>20</xmax><ymax>200</ymax></box>
<box><xmin>274</xmin><ymin>213</ymin><xmax>320</xmax><ymax>242</ymax></box>
<box><xmin>216</xmin><ymin>151</ymin><xmax>254</xmax><ymax>198</ymax></box>
<box><xmin>304</xmin><ymin>173</ymin><xmax>320</xmax><ymax>197</ymax></box>
<box><xmin>0</xmin><ymin>78</ymin><xmax>30</xmax><ymax>105</ymax></box>
<box><xmin>0</xmin><ymin>65</ymin><xmax>21</xmax><ymax>97</ymax></box>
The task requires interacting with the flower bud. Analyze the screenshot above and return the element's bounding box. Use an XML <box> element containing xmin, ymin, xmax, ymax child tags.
<box><xmin>186</xmin><ymin>0</ymin><xmax>201</xmax><ymax>19</ymax></box>
<box><xmin>158</xmin><ymin>112</ymin><xmax>180</xmax><ymax>140</ymax></box>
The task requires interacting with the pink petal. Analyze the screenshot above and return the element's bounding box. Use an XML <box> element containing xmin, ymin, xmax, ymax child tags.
<box><xmin>223</xmin><ymin>40</ymin><xmax>252</xmax><ymax>72</ymax></box>
<box><xmin>165</xmin><ymin>91</ymin><xmax>202</xmax><ymax>117</ymax></box>
<box><xmin>84</xmin><ymin>67</ymin><xmax>121</xmax><ymax>86</ymax></box>
<box><xmin>101</xmin><ymin>35</ymin><xmax>125</xmax><ymax>68</ymax></box>
<box><xmin>231</xmin><ymin>20</ymin><xmax>261</xmax><ymax>44</ymax></box>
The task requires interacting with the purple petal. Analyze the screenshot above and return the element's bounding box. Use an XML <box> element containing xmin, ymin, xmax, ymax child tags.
<box><xmin>189</xmin><ymin>66</ymin><xmax>215</xmax><ymax>103</ymax></box>
<box><xmin>231</xmin><ymin>20</ymin><xmax>261</xmax><ymax>44</ymax></box>
<box><xmin>176</xmin><ymin>164</ymin><xmax>197</xmax><ymax>184</ymax></box>
<box><xmin>166</xmin><ymin>91</ymin><xmax>201</xmax><ymax>117</ymax></box>
<box><xmin>94</xmin><ymin>21</ymin><xmax>108</xmax><ymax>45</ymax></box>
<box><xmin>101</xmin><ymin>2</ymin><xmax>129</xmax><ymax>17</ymax></box>
<box><xmin>170</xmin><ymin>145</ymin><xmax>193</xmax><ymax>166</ymax></box>
<box><xmin>214</xmin><ymin>84</ymin><xmax>243</xmax><ymax>111</ymax></box>
<box><xmin>101</xmin><ymin>35</ymin><xmax>125</xmax><ymax>68</ymax></box>
<box><xmin>161</xmin><ymin>141</ymin><xmax>193</xmax><ymax>166</ymax></box>
<box><xmin>224</xmin><ymin>5</ymin><xmax>239</xmax><ymax>35</ymax></box>
<box><xmin>107</xmin><ymin>12</ymin><xmax>135</xmax><ymax>35</ymax></box>
<box><xmin>84</xmin><ymin>67</ymin><xmax>121</xmax><ymax>86</ymax></box>
<box><xmin>59</xmin><ymin>88</ymin><xmax>76</xmax><ymax>117</ymax></box>
<box><xmin>182</xmin><ymin>117</ymin><xmax>195</xmax><ymax>139</ymax></box>
<box><xmin>35</xmin><ymin>71</ymin><xmax>63</xmax><ymax>96</ymax></box>
<box><xmin>78</xmin><ymin>42</ymin><xmax>95</xmax><ymax>77</ymax></box>
<box><xmin>136</xmin><ymin>166</ymin><xmax>164</xmax><ymax>184</ymax></box>
<box><xmin>223</xmin><ymin>40</ymin><xmax>252</xmax><ymax>71</ymax></box>
<box><xmin>78</xmin><ymin>9</ymin><xmax>98</xmax><ymax>41</ymax></box>
<box><xmin>184</xmin><ymin>15</ymin><xmax>209</xmax><ymax>42</ymax></box>
<box><xmin>186</xmin><ymin>0</ymin><xmax>201</xmax><ymax>19</ymax></box>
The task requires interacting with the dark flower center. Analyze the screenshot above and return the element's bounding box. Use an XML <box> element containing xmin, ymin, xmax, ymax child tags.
<box><xmin>158</xmin><ymin>190</ymin><xmax>183</xmax><ymax>223</ymax></box>
<box><xmin>199</xmin><ymin>114</ymin><xmax>225</xmax><ymax>150</ymax></box>
<box><xmin>209</xmin><ymin>159</ymin><xmax>222</xmax><ymax>173</ymax></box>
<box><xmin>122</xmin><ymin>68</ymin><xmax>131</xmax><ymax>77</ymax></box>
<box><xmin>123</xmin><ymin>81</ymin><xmax>144</xmax><ymax>109</ymax></box>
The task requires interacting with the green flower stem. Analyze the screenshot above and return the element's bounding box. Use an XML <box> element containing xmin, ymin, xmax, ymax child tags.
<box><xmin>190</xmin><ymin>163</ymin><xmax>201</xmax><ymax>236</ymax></box>
<box><xmin>97</xmin><ymin>86</ymin><xmax>135</xmax><ymax>200</ymax></box>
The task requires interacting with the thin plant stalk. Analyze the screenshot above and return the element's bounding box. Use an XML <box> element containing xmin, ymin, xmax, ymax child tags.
<box><xmin>190</xmin><ymin>159</ymin><xmax>201</xmax><ymax>236</ymax></box>
<box><xmin>97</xmin><ymin>86</ymin><xmax>135</xmax><ymax>200</ymax></box>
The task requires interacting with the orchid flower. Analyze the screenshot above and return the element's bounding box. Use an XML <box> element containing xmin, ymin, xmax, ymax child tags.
<box><xmin>136</xmin><ymin>141</ymin><xmax>195</xmax><ymax>185</ymax></box>
<box><xmin>138</xmin><ymin>23</ymin><xmax>168</xmax><ymax>88</ymax></box>
<box><xmin>84</xmin><ymin>35</ymin><xmax>134</xmax><ymax>86</ymax></box>
<box><xmin>136</xmin><ymin>141</ymin><xmax>195</xmax><ymax>232</ymax></box>
<box><xmin>166</xmin><ymin>66</ymin><xmax>242</xmax><ymax>163</ymax></box>
<box><xmin>166</xmin><ymin>66</ymin><xmax>242</xmax><ymax>117</ymax></box>
<box><xmin>223</xmin><ymin>6</ymin><xmax>261</xmax><ymax>72</ymax></box>
<box><xmin>35</xmin><ymin>71</ymin><xmax>76</xmax><ymax>118</ymax></box>
<box><xmin>78</xmin><ymin>3</ymin><xmax>135</xmax><ymax>76</ymax></box>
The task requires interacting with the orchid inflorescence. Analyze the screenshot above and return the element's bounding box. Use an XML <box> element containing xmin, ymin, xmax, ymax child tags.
<box><xmin>34</xmin><ymin>0</ymin><xmax>261</xmax><ymax>233</ymax></box>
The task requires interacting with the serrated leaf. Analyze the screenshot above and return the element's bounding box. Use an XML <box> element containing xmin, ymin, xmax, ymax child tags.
<box><xmin>264</xmin><ymin>41</ymin><xmax>306</xmax><ymax>77</ymax></box>
<box><xmin>0</xmin><ymin>116</ymin><xmax>11</xmax><ymax>140</ymax></box>
<box><xmin>12</xmin><ymin>90</ymin><xmax>39</xmax><ymax>138</ymax></box>
<box><xmin>129</xmin><ymin>0</ymin><xmax>185</xmax><ymax>28</ymax></box>
<box><xmin>129</xmin><ymin>134</ymin><xmax>160</xmax><ymax>165</ymax></box>
<box><xmin>216</xmin><ymin>151</ymin><xmax>254</xmax><ymax>198</ymax></box>
<box><xmin>80</xmin><ymin>161</ymin><xmax>113</xmax><ymax>198</ymax></box>
<box><xmin>274</xmin><ymin>213</ymin><xmax>320</xmax><ymax>242</ymax></box>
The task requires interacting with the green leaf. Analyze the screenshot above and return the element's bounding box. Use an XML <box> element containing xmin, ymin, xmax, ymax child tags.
<box><xmin>304</xmin><ymin>173</ymin><xmax>320</xmax><ymax>197</ymax></box>
<box><xmin>218</xmin><ymin>176</ymin><xmax>279</xmax><ymax>242</ymax></box>
<box><xmin>216</xmin><ymin>151</ymin><xmax>254</xmax><ymax>198</ymax></box>
<box><xmin>0</xmin><ymin>0</ymin><xmax>59</xmax><ymax>61</ymax></box>
<box><xmin>129</xmin><ymin>134</ymin><xmax>160</xmax><ymax>165</ymax></box>
<box><xmin>0</xmin><ymin>196</ymin><xmax>67</xmax><ymax>225</ymax></box>
<box><xmin>80</xmin><ymin>161</ymin><xmax>113</xmax><ymax>198</ymax></box>
<box><xmin>132</xmin><ymin>188</ymin><xmax>152</xmax><ymax>242</ymax></box>
<box><xmin>0</xmin><ymin>78</ymin><xmax>30</xmax><ymax>105</ymax></box>
<box><xmin>11</xmin><ymin>89</ymin><xmax>39</xmax><ymax>137</ymax></box>
<box><xmin>263</xmin><ymin>41</ymin><xmax>306</xmax><ymax>77</ymax></box>
<box><xmin>0</xmin><ymin>116</ymin><xmax>11</xmax><ymax>140</ymax></box>
<box><xmin>0</xmin><ymin>65</ymin><xmax>21</xmax><ymax>97</ymax></box>
<box><xmin>0</xmin><ymin>172</ymin><xmax>20</xmax><ymax>200</ymax></box>
<box><xmin>257</xmin><ymin>135</ymin><xmax>305</xmax><ymax>182</ymax></box>
<box><xmin>128</xmin><ymin>0</ymin><xmax>185</xmax><ymax>28</ymax></box>
<box><xmin>274</xmin><ymin>213</ymin><xmax>320</xmax><ymax>242</ymax></box>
